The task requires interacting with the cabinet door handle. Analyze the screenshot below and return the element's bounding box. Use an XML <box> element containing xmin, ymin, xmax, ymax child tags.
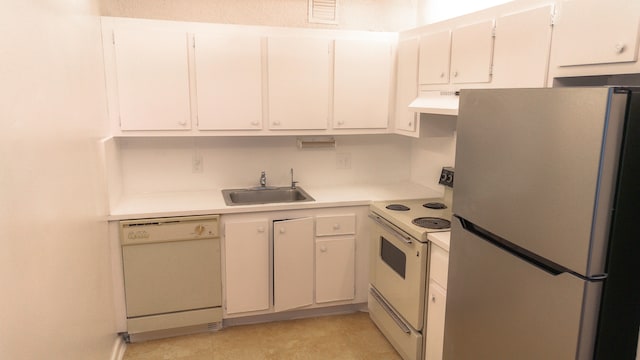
<box><xmin>257</xmin><ymin>226</ymin><xmax>265</xmax><ymax>233</ymax></box>
<box><xmin>320</xmin><ymin>245</ymin><xmax>328</xmax><ymax>253</ymax></box>
<box><xmin>333</xmin><ymin>223</ymin><xmax>340</xmax><ymax>230</ymax></box>
<box><xmin>279</xmin><ymin>227</ymin><xmax>286</xmax><ymax>234</ymax></box>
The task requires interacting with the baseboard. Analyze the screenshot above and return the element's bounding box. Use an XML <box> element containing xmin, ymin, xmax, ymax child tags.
<box><xmin>110</xmin><ymin>335</ymin><xmax>126</xmax><ymax>360</ymax></box>
<box><xmin>223</xmin><ymin>303</ymin><xmax>367</xmax><ymax>327</ymax></box>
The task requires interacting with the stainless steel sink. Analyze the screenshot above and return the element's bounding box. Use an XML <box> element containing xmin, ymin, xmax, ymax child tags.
<box><xmin>221</xmin><ymin>187</ymin><xmax>315</xmax><ymax>206</ymax></box>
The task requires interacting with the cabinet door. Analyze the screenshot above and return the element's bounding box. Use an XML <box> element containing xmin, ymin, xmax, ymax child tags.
<box><xmin>492</xmin><ymin>6</ymin><xmax>553</xmax><ymax>88</ymax></box>
<box><xmin>316</xmin><ymin>237</ymin><xmax>355</xmax><ymax>303</ymax></box>
<box><xmin>267</xmin><ymin>37</ymin><xmax>330</xmax><ymax>130</ymax></box>
<box><xmin>425</xmin><ymin>282</ymin><xmax>447</xmax><ymax>360</ymax></box>
<box><xmin>273</xmin><ymin>217</ymin><xmax>314</xmax><ymax>312</ymax></box>
<box><xmin>450</xmin><ymin>20</ymin><xmax>495</xmax><ymax>84</ymax></box>
<box><xmin>194</xmin><ymin>34</ymin><xmax>263</xmax><ymax>130</ymax></box>
<box><xmin>553</xmin><ymin>0</ymin><xmax>640</xmax><ymax>66</ymax></box>
<box><xmin>395</xmin><ymin>38</ymin><xmax>419</xmax><ymax>133</ymax></box>
<box><xmin>334</xmin><ymin>39</ymin><xmax>391</xmax><ymax>129</ymax></box>
<box><xmin>419</xmin><ymin>30</ymin><xmax>451</xmax><ymax>85</ymax></box>
<box><xmin>224</xmin><ymin>220</ymin><xmax>269</xmax><ymax>314</ymax></box>
<box><xmin>113</xmin><ymin>28</ymin><xmax>191</xmax><ymax>130</ymax></box>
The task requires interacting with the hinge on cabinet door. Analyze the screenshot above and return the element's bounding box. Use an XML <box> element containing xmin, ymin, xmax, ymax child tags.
<box><xmin>193</xmin><ymin>36</ymin><xmax>196</xmax><ymax>49</ymax></box>
<box><xmin>491</xmin><ymin>25</ymin><xmax>496</xmax><ymax>38</ymax></box>
<box><xmin>112</xmin><ymin>30</ymin><xmax>115</xmax><ymax>45</ymax></box>
<box><xmin>550</xmin><ymin>5</ymin><xmax>557</xmax><ymax>26</ymax></box>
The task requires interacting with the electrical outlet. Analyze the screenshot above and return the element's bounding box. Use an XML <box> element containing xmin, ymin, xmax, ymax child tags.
<box><xmin>192</xmin><ymin>153</ymin><xmax>203</xmax><ymax>173</ymax></box>
<box><xmin>336</xmin><ymin>152</ymin><xmax>351</xmax><ymax>169</ymax></box>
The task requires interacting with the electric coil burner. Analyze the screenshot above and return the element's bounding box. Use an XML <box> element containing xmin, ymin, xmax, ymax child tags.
<box><xmin>412</xmin><ymin>217</ymin><xmax>451</xmax><ymax>229</ymax></box>
<box><xmin>423</xmin><ymin>202</ymin><xmax>447</xmax><ymax>209</ymax></box>
<box><xmin>386</xmin><ymin>204</ymin><xmax>411</xmax><ymax>211</ymax></box>
<box><xmin>370</xmin><ymin>198</ymin><xmax>452</xmax><ymax>242</ymax></box>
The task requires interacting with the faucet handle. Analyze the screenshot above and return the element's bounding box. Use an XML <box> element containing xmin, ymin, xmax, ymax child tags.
<box><xmin>259</xmin><ymin>170</ymin><xmax>267</xmax><ymax>187</ymax></box>
<box><xmin>290</xmin><ymin>168</ymin><xmax>297</xmax><ymax>189</ymax></box>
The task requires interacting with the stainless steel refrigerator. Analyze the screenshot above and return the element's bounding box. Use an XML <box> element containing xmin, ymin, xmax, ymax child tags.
<box><xmin>444</xmin><ymin>87</ymin><xmax>640</xmax><ymax>359</ymax></box>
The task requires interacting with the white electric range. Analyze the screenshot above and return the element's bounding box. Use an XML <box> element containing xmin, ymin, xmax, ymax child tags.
<box><xmin>368</xmin><ymin>181</ymin><xmax>453</xmax><ymax>360</ymax></box>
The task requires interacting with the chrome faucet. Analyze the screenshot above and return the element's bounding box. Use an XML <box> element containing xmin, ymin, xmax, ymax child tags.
<box><xmin>260</xmin><ymin>171</ymin><xmax>267</xmax><ymax>188</ymax></box>
<box><xmin>290</xmin><ymin>168</ymin><xmax>298</xmax><ymax>189</ymax></box>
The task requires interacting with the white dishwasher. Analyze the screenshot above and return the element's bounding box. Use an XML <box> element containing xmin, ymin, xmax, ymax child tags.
<box><xmin>120</xmin><ymin>215</ymin><xmax>222</xmax><ymax>342</ymax></box>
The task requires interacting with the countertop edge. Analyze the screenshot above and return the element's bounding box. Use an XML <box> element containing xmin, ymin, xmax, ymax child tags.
<box><xmin>107</xmin><ymin>182</ymin><xmax>442</xmax><ymax>221</ymax></box>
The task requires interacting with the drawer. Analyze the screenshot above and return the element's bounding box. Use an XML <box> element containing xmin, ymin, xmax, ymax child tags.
<box><xmin>315</xmin><ymin>214</ymin><xmax>356</xmax><ymax>236</ymax></box>
<box><xmin>430</xmin><ymin>244</ymin><xmax>449</xmax><ymax>289</ymax></box>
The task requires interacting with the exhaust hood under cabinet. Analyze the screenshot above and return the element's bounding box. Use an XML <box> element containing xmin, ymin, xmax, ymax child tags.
<box><xmin>408</xmin><ymin>91</ymin><xmax>459</xmax><ymax>116</ymax></box>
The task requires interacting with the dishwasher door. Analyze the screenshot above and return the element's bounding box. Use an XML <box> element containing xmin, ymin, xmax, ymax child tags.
<box><xmin>120</xmin><ymin>215</ymin><xmax>222</xmax><ymax>336</ymax></box>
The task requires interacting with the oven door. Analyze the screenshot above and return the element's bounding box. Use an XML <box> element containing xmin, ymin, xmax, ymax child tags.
<box><xmin>369</xmin><ymin>213</ymin><xmax>428</xmax><ymax>330</ymax></box>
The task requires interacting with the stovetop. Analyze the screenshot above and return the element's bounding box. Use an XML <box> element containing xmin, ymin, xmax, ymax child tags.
<box><xmin>370</xmin><ymin>198</ymin><xmax>453</xmax><ymax>242</ymax></box>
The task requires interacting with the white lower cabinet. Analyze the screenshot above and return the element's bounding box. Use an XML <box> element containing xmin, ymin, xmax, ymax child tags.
<box><xmin>273</xmin><ymin>217</ymin><xmax>314</xmax><ymax>312</ymax></box>
<box><xmin>222</xmin><ymin>208</ymin><xmax>365</xmax><ymax>319</ymax></box>
<box><xmin>425</xmin><ymin>243</ymin><xmax>449</xmax><ymax>360</ymax></box>
<box><xmin>315</xmin><ymin>214</ymin><xmax>356</xmax><ymax>303</ymax></box>
<box><xmin>223</xmin><ymin>219</ymin><xmax>270</xmax><ymax>314</ymax></box>
<box><xmin>425</xmin><ymin>282</ymin><xmax>446</xmax><ymax>360</ymax></box>
<box><xmin>316</xmin><ymin>237</ymin><xmax>355</xmax><ymax>303</ymax></box>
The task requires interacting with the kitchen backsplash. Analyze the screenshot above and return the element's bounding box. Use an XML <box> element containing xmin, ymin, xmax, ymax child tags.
<box><xmin>109</xmin><ymin>132</ymin><xmax>455</xmax><ymax>197</ymax></box>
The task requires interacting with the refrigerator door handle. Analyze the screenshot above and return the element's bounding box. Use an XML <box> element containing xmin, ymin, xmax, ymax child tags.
<box><xmin>457</xmin><ymin>216</ymin><xmax>607</xmax><ymax>281</ymax></box>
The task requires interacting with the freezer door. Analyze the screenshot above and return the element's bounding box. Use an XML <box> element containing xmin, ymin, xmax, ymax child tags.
<box><xmin>444</xmin><ymin>220</ymin><xmax>602</xmax><ymax>360</ymax></box>
<box><xmin>454</xmin><ymin>87</ymin><xmax>627</xmax><ymax>276</ymax></box>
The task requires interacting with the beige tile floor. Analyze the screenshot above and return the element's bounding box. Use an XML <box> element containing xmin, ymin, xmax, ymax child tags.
<box><xmin>123</xmin><ymin>311</ymin><xmax>402</xmax><ymax>360</ymax></box>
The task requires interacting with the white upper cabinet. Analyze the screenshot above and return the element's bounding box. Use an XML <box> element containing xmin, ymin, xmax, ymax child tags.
<box><xmin>112</xmin><ymin>27</ymin><xmax>191</xmax><ymax>131</ymax></box>
<box><xmin>267</xmin><ymin>37</ymin><xmax>330</xmax><ymax>130</ymax></box>
<box><xmin>194</xmin><ymin>34</ymin><xmax>263</xmax><ymax>130</ymax></box>
<box><xmin>450</xmin><ymin>20</ymin><xmax>495</xmax><ymax>84</ymax></box>
<box><xmin>417</xmin><ymin>20</ymin><xmax>494</xmax><ymax>87</ymax></box>
<box><xmin>419</xmin><ymin>30</ymin><xmax>451</xmax><ymax>85</ymax></box>
<box><xmin>491</xmin><ymin>5</ymin><xmax>554</xmax><ymax>88</ymax></box>
<box><xmin>333</xmin><ymin>39</ymin><xmax>391</xmax><ymax>129</ymax></box>
<box><xmin>394</xmin><ymin>38</ymin><xmax>419</xmax><ymax>133</ymax></box>
<box><xmin>553</xmin><ymin>0</ymin><xmax>640</xmax><ymax>67</ymax></box>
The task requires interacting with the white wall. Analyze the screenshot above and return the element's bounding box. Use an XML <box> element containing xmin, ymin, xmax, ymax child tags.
<box><xmin>418</xmin><ymin>0</ymin><xmax>514</xmax><ymax>24</ymax></box>
<box><xmin>409</xmin><ymin>115</ymin><xmax>457</xmax><ymax>191</ymax></box>
<box><xmin>116</xmin><ymin>135</ymin><xmax>413</xmax><ymax>195</ymax></box>
<box><xmin>100</xmin><ymin>0</ymin><xmax>418</xmax><ymax>31</ymax></box>
<box><xmin>0</xmin><ymin>1</ymin><xmax>117</xmax><ymax>360</ymax></box>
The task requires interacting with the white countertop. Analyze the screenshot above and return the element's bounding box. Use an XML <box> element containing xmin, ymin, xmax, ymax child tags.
<box><xmin>108</xmin><ymin>181</ymin><xmax>442</xmax><ymax>220</ymax></box>
<box><xmin>427</xmin><ymin>231</ymin><xmax>451</xmax><ymax>252</ymax></box>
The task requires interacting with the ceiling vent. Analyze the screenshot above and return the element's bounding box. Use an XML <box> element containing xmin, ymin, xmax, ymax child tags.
<box><xmin>308</xmin><ymin>0</ymin><xmax>338</xmax><ymax>25</ymax></box>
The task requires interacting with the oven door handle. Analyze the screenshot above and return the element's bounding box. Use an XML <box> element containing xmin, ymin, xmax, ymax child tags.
<box><xmin>368</xmin><ymin>213</ymin><xmax>414</xmax><ymax>245</ymax></box>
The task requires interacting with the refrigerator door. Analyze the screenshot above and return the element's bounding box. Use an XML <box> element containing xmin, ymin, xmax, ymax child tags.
<box><xmin>444</xmin><ymin>220</ymin><xmax>602</xmax><ymax>360</ymax></box>
<box><xmin>454</xmin><ymin>87</ymin><xmax>627</xmax><ymax>276</ymax></box>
